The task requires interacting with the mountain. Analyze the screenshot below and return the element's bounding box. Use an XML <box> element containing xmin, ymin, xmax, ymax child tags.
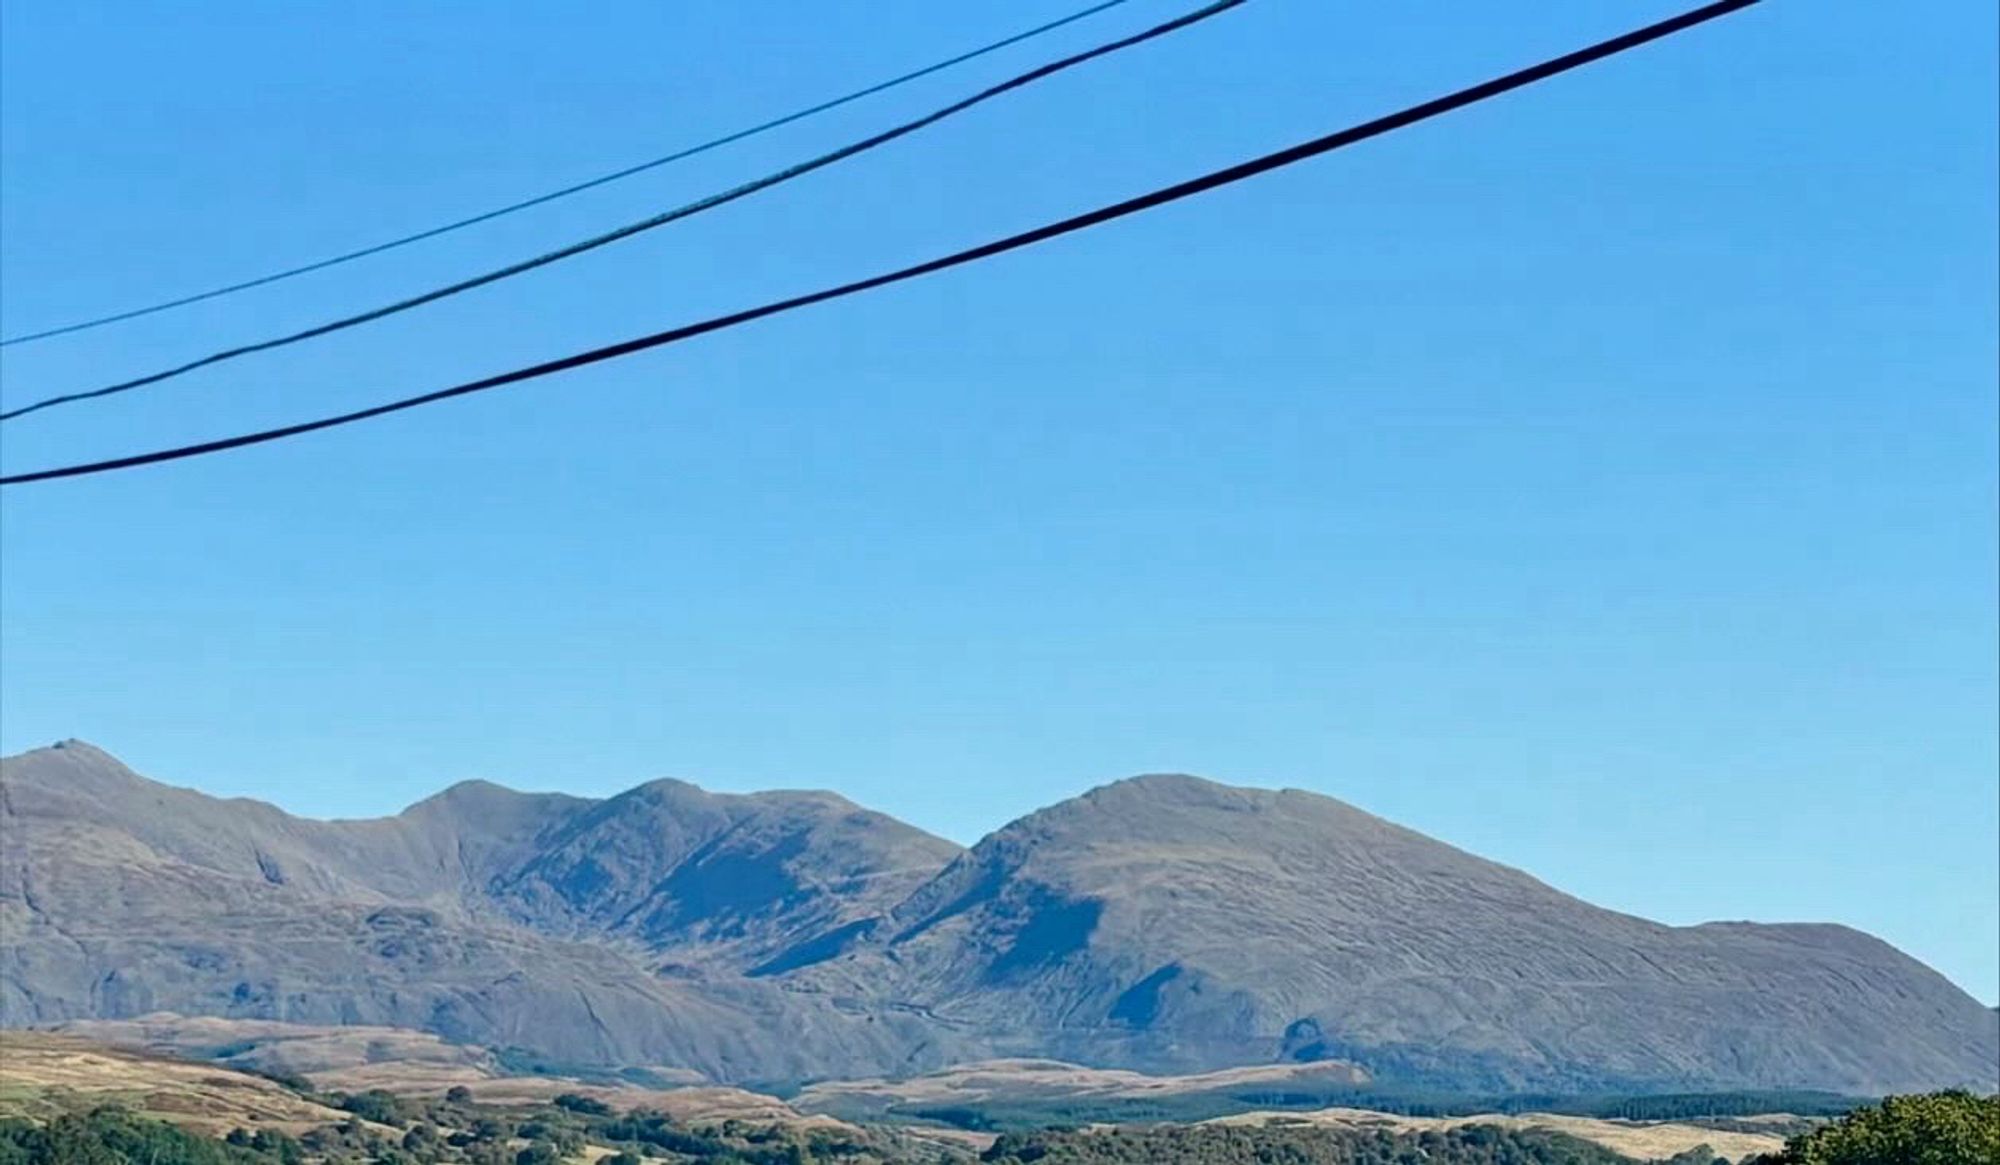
<box><xmin>0</xmin><ymin>740</ymin><xmax>968</xmax><ymax>1082</ymax></box>
<box><xmin>2</xmin><ymin>740</ymin><xmax>1993</xmax><ymax>1095</ymax></box>
<box><xmin>791</xmin><ymin>776</ymin><xmax>1999</xmax><ymax>1092</ymax></box>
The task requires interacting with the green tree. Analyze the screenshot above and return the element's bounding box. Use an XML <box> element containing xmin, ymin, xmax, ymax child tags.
<box><xmin>249</xmin><ymin>1129</ymin><xmax>303</xmax><ymax>1165</ymax></box>
<box><xmin>1762</xmin><ymin>1091</ymin><xmax>2000</xmax><ymax>1165</ymax></box>
<box><xmin>553</xmin><ymin>1093</ymin><xmax>612</xmax><ymax>1117</ymax></box>
<box><xmin>337</xmin><ymin>1088</ymin><xmax>405</xmax><ymax>1126</ymax></box>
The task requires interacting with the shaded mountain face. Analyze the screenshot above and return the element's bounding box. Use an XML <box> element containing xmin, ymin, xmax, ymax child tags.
<box><xmin>2</xmin><ymin>742</ymin><xmax>1994</xmax><ymax>1095</ymax></box>
<box><xmin>491</xmin><ymin>778</ymin><xmax>960</xmax><ymax>971</ymax></box>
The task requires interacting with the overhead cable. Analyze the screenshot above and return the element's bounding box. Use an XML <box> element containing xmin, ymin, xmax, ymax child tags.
<box><xmin>0</xmin><ymin>0</ymin><xmax>1761</xmax><ymax>487</ymax></box>
<box><xmin>0</xmin><ymin>0</ymin><xmax>1139</xmax><ymax>348</ymax></box>
<box><xmin>0</xmin><ymin>0</ymin><xmax>1242</xmax><ymax>423</ymax></box>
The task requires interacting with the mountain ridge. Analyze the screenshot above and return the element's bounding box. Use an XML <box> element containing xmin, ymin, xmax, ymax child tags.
<box><xmin>2</xmin><ymin>739</ymin><xmax>1993</xmax><ymax>1095</ymax></box>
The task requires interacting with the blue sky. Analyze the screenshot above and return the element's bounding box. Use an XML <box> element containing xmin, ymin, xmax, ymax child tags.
<box><xmin>2</xmin><ymin>1</ymin><xmax>1994</xmax><ymax>1002</ymax></box>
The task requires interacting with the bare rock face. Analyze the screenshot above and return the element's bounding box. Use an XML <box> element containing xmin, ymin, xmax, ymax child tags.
<box><xmin>2</xmin><ymin>743</ymin><xmax>1994</xmax><ymax>1095</ymax></box>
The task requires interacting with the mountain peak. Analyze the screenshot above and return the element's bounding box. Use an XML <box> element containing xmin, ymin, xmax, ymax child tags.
<box><xmin>993</xmin><ymin>773</ymin><xmax>1385</xmax><ymax>856</ymax></box>
<box><xmin>399</xmin><ymin>777</ymin><xmax>574</xmax><ymax>820</ymax></box>
<box><xmin>1074</xmin><ymin>773</ymin><xmax>1371</xmax><ymax>816</ymax></box>
<box><xmin>629</xmin><ymin>775</ymin><xmax>710</xmax><ymax>797</ymax></box>
<box><xmin>1094</xmin><ymin>772</ymin><xmax>1234</xmax><ymax>796</ymax></box>
<box><xmin>2</xmin><ymin>739</ymin><xmax>154</xmax><ymax>799</ymax></box>
<box><xmin>21</xmin><ymin>738</ymin><xmax>126</xmax><ymax>766</ymax></box>
<box><xmin>624</xmin><ymin>776</ymin><xmax>864</xmax><ymax>812</ymax></box>
<box><xmin>1089</xmin><ymin>771</ymin><xmax>1315</xmax><ymax>807</ymax></box>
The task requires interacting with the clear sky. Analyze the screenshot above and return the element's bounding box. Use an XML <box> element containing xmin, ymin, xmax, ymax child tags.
<box><xmin>1</xmin><ymin>1</ymin><xmax>1994</xmax><ymax>1002</ymax></box>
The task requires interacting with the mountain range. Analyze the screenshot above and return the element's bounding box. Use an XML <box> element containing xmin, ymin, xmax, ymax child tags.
<box><xmin>2</xmin><ymin>740</ymin><xmax>1992</xmax><ymax>1095</ymax></box>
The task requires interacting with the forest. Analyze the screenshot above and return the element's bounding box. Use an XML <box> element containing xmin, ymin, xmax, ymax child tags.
<box><xmin>0</xmin><ymin>1087</ymin><xmax>1992</xmax><ymax>1165</ymax></box>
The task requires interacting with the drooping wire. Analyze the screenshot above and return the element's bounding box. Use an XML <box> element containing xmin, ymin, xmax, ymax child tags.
<box><xmin>0</xmin><ymin>0</ymin><xmax>1245</xmax><ymax>423</ymax></box>
<box><xmin>0</xmin><ymin>0</ymin><xmax>1762</xmax><ymax>487</ymax></box>
<box><xmin>0</xmin><ymin>0</ymin><xmax>1140</xmax><ymax>348</ymax></box>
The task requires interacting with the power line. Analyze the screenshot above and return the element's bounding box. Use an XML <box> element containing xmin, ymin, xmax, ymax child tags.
<box><xmin>0</xmin><ymin>0</ymin><xmax>1243</xmax><ymax>424</ymax></box>
<box><xmin>0</xmin><ymin>0</ymin><xmax>1140</xmax><ymax>348</ymax></box>
<box><xmin>0</xmin><ymin>0</ymin><xmax>1761</xmax><ymax>488</ymax></box>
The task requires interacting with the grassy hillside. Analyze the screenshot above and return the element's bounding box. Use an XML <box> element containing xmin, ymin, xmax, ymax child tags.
<box><xmin>0</xmin><ymin>1035</ymin><xmax>351</xmax><ymax>1137</ymax></box>
<box><xmin>0</xmin><ymin>1033</ymin><xmax>955</xmax><ymax>1163</ymax></box>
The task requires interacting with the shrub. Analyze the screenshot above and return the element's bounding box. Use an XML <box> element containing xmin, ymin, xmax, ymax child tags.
<box><xmin>553</xmin><ymin>1092</ymin><xmax>613</xmax><ymax>1117</ymax></box>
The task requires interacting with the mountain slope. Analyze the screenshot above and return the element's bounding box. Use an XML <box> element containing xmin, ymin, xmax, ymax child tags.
<box><xmin>793</xmin><ymin>775</ymin><xmax>1999</xmax><ymax>1094</ymax></box>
